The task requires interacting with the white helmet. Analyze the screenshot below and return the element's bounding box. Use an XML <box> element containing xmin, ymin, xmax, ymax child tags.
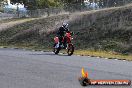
<box><xmin>62</xmin><ymin>22</ymin><xmax>68</xmax><ymax>28</ymax></box>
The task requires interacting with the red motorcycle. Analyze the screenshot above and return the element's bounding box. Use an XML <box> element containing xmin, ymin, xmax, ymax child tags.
<box><xmin>53</xmin><ymin>32</ymin><xmax>74</xmax><ymax>56</ymax></box>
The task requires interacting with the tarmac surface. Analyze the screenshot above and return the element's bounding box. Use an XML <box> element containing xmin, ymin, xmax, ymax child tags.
<box><xmin>0</xmin><ymin>48</ymin><xmax>131</xmax><ymax>88</ymax></box>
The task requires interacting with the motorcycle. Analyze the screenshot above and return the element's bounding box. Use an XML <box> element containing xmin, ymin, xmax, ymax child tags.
<box><xmin>53</xmin><ymin>32</ymin><xmax>74</xmax><ymax>56</ymax></box>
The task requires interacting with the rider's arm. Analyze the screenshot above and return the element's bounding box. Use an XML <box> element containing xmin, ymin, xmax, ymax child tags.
<box><xmin>65</xmin><ymin>28</ymin><xmax>69</xmax><ymax>32</ymax></box>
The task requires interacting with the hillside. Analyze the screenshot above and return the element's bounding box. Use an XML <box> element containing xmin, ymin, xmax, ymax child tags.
<box><xmin>0</xmin><ymin>14</ymin><xmax>70</xmax><ymax>49</ymax></box>
<box><xmin>69</xmin><ymin>5</ymin><xmax>132</xmax><ymax>54</ymax></box>
<box><xmin>0</xmin><ymin>4</ymin><xmax>132</xmax><ymax>54</ymax></box>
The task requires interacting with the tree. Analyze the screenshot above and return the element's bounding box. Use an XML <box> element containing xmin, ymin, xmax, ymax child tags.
<box><xmin>10</xmin><ymin>0</ymin><xmax>63</xmax><ymax>9</ymax></box>
<box><xmin>62</xmin><ymin>0</ymin><xmax>84</xmax><ymax>4</ymax></box>
<box><xmin>36</xmin><ymin>0</ymin><xmax>63</xmax><ymax>9</ymax></box>
<box><xmin>0</xmin><ymin>0</ymin><xmax>4</xmax><ymax>2</ymax></box>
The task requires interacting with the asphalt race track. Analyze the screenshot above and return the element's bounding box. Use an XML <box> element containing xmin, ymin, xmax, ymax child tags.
<box><xmin>0</xmin><ymin>48</ymin><xmax>131</xmax><ymax>88</ymax></box>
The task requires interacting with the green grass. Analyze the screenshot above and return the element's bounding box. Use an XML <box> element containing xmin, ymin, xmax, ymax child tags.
<box><xmin>74</xmin><ymin>50</ymin><xmax>132</xmax><ymax>61</ymax></box>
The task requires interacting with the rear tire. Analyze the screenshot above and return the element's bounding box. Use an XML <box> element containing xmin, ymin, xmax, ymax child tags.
<box><xmin>67</xmin><ymin>44</ymin><xmax>74</xmax><ymax>56</ymax></box>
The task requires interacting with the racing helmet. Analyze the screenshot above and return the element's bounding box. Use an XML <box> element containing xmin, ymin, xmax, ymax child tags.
<box><xmin>62</xmin><ymin>22</ymin><xmax>68</xmax><ymax>29</ymax></box>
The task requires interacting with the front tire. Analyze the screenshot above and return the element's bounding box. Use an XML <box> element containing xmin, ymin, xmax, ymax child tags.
<box><xmin>67</xmin><ymin>44</ymin><xmax>74</xmax><ymax>56</ymax></box>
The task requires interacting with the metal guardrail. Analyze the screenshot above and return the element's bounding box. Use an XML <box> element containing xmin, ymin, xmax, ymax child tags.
<box><xmin>0</xmin><ymin>12</ymin><xmax>15</xmax><ymax>20</ymax></box>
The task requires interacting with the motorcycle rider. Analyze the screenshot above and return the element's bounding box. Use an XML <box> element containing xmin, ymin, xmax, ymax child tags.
<box><xmin>57</xmin><ymin>22</ymin><xmax>69</xmax><ymax>48</ymax></box>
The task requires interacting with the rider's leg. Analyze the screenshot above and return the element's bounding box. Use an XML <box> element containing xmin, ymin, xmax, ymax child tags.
<box><xmin>59</xmin><ymin>36</ymin><xmax>63</xmax><ymax>47</ymax></box>
<box><xmin>63</xmin><ymin>37</ymin><xmax>67</xmax><ymax>49</ymax></box>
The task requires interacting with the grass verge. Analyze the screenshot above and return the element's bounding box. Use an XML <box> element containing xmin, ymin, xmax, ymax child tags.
<box><xmin>74</xmin><ymin>50</ymin><xmax>132</xmax><ymax>61</ymax></box>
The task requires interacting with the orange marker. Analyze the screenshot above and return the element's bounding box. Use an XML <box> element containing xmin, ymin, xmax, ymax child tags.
<box><xmin>79</xmin><ymin>67</ymin><xmax>131</xmax><ymax>86</ymax></box>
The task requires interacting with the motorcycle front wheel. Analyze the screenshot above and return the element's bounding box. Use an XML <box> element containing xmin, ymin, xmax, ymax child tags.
<box><xmin>67</xmin><ymin>44</ymin><xmax>74</xmax><ymax>56</ymax></box>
